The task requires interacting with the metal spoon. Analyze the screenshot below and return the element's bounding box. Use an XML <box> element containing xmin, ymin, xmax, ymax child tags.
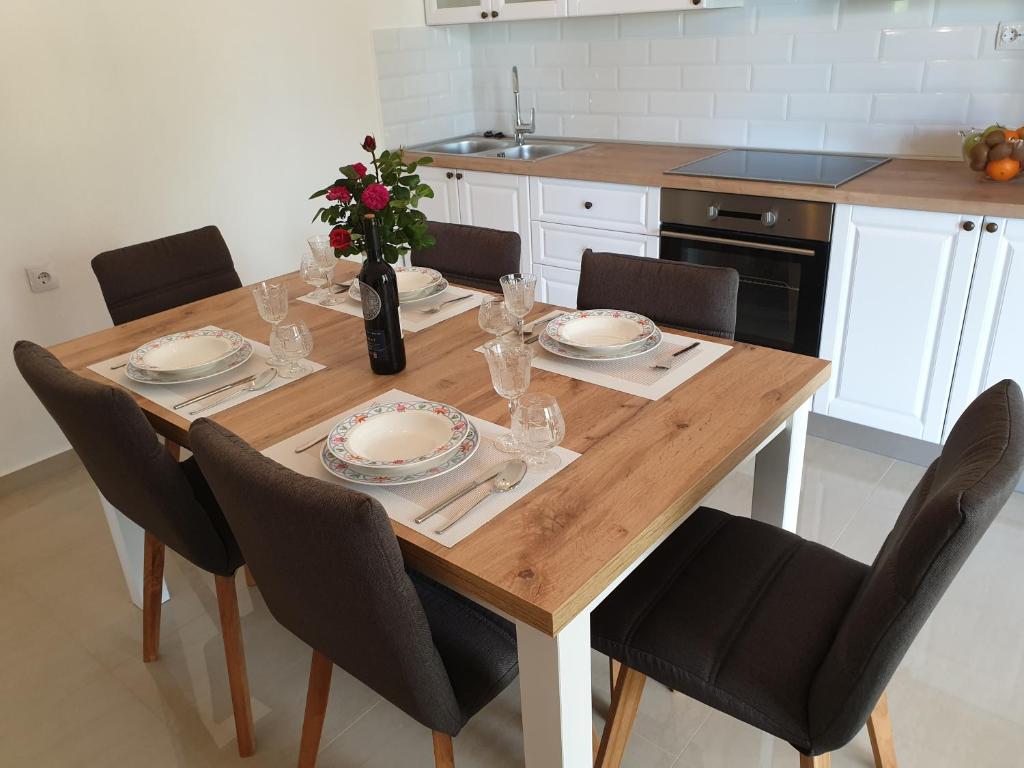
<box><xmin>436</xmin><ymin>459</ymin><xmax>528</xmax><ymax>534</ymax></box>
<box><xmin>189</xmin><ymin>368</ymin><xmax>277</xmax><ymax>415</ymax></box>
<box><xmin>418</xmin><ymin>294</ymin><xmax>473</xmax><ymax>315</ymax></box>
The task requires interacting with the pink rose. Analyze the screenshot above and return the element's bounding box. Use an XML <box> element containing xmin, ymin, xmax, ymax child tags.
<box><xmin>352</xmin><ymin>162</ymin><xmax>368</xmax><ymax>178</ymax></box>
<box><xmin>330</xmin><ymin>228</ymin><xmax>352</xmax><ymax>250</ymax></box>
<box><xmin>361</xmin><ymin>183</ymin><xmax>390</xmax><ymax>212</ymax></box>
<box><xmin>326</xmin><ymin>185</ymin><xmax>351</xmax><ymax>202</ymax></box>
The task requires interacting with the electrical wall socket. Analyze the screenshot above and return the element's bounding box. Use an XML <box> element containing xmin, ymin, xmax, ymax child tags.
<box><xmin>996</xmin><ymin>22</ymin><xmax>1024</xmax><ymax>50</ymax></box>
<box><xmin>25</xmin><ymin>265</ymin><xmax>60</xmax><ymax>293</ymax></box>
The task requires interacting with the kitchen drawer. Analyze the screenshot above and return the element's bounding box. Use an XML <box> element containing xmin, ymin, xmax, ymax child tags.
<box><xmin>535</xmin><ymin>264</ymin><xmax>581</xmax><ymax>308</ymax></box>
<box><xmin>530</xmin><ymin>177</ymin><xmax>659</xmax><ymax>235</ymax></box>
<box><xmin>531</xmin><ymin>221</ymin><xmax>659</xmax><ymax>271</ymax></box>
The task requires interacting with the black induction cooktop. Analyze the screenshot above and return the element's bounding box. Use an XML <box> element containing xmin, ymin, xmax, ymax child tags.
<box><xmin>666</xmin><ymin>149</ymin><xmax>891</xmax><ymax>188</ymax></box>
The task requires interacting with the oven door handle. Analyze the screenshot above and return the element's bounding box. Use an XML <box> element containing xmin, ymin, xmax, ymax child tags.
<box><xmin>660</xmin><ymin>230</ymin><xmax>817</xmax><ymax>257</ymax></box>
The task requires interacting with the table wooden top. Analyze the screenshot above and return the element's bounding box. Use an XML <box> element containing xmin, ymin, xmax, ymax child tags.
<box><xmin>50</xmin><ymin>264</ymin><xmax>830</xmax><ymax>635</ymax></box>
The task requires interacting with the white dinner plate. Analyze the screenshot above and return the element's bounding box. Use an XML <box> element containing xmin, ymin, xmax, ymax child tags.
<box><xmin>129</xmin><ymin>329</ymin><xmax>246</xmax><ymax>374</ymax></box>
<box><xmin>545</xmin><ymin>310</ymin><xmax>657</xmax><ymax>353</ymax></box>
<box><xmin>539</xmin><ymin>326</ymin><xmax>663</xmax><ymax>362</ymax></box>
<box><xmin>125</xmin><ymin>342</ymin><xmax>254</xmax><ymax>385</ymax></box>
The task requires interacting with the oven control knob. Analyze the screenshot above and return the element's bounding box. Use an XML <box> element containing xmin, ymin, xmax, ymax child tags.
<box><xmin>707</xmin><ymin>205</ymin><xmax>719</xmax><ymax>220</ymax></box>
<box><xmin>762</xmin><ymin>209</ymin><xmax>779</xmax><ymax>228</ymax></box>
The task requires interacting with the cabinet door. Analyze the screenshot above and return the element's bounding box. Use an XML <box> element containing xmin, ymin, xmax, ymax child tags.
<box><xmin>425</xmin><ymin>0</ymin><xmax>491</xmax><ymax>25</ymax></box>
<box><xmin>493</xmin><ymin>0</ymin><xmax>567</xmax><ymax>21</ymax></box>
<box><xmin>536</xmin><ymin>264</ymin><xmax>581</xmax><ymax>309</ymax></box>
<box><xmin>815</xmin><ymin>205</ymin><xmax>979</xmax><ymax>443</ymax></box>
<box><xmin>531</xmin><ymin>221</ymin><xmax>658</xmax><ymax>271</ymax></box>
<box><xmin>417</xmin><ymin>167</ymin><xmax>461</xmax><ymax>224</ymax></box>
<box><xmin>458</xmin><ymin>170</ymin><xmax>532</xmax><ymax>271</ymax></box>
<box><xmin>568</xmin><ymin>0</ymin><xmax>741</xmax><ymax>16</ymax></box>
<box><xmin>944</xmin><ymin>217</ymin><xmax>1024</xmax><ymax>440</ymax></box>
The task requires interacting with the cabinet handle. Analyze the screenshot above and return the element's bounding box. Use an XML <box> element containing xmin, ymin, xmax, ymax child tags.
<box><xmin>446</xmin><ymin>172</ymin><xmax>454</xmax><ymax>180</ymax></box>
<box><xmin>962</xmin><ymin>221</ymin><xmax>975</xmax><ymax>232</ymax></box>
<box><xmin>491</xmin><ymin>10</ymin><xmax>499</xmax><ymax>17</ymax></box>
<box><xmin>480</xmin><ymin>11</ymin><xmax>488</xmax><ymax>18</ymax></box>
<box><xmin>456</xmin><ymin>173</ymin><xmax>464</xmax><ymax>180</ymax></box>
<box><xmin>986</xmin><ymin>222</ymin><xmax>999</xmax><ymax>234</ymax></box>
<box><xmin>584</xmin><ymin>201</ymin><xmax>593</xmax><ymax>210</ymax></box>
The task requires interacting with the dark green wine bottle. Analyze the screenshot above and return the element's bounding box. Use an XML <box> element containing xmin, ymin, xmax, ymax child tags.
<box><xmin>357</xmin><ymin>214</ymin><xmax>406</xmax><ymax>375</ymax></box>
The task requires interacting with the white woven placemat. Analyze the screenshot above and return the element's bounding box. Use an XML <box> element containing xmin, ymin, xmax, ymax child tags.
<box><xmin>480</xmin><ymin>312</ymin><xmax>733</xmax><ymax>400</ymax></box>
<box><xmin>263</xmin><ymin>389</ymin><xmax>580</xmax><ymax>548</ymax></box>
<box><xmin>297</xmin><ymin>285</ymin><xmax>488</xmax><ymax>333</ymax></box>
<box><xmin>88</xmin><ymin>326</ymin><xmax>326</xmax><ymax>421</ymax></box>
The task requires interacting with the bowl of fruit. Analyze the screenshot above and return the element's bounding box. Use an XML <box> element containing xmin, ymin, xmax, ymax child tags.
<box><xmin>961</xmin><ymin>125</ymin><xmax>1024</xmax><ymax>183</ymax></box>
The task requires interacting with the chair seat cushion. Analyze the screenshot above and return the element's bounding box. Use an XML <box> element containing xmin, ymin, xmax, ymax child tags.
<box><xmin>410</xmin><ymin>570</ymin><xmax>519</xmax><ymax>724</ymax></box>
<box><xmin>591</xmin><ymin>507</ymin><xmax>867</xmax><ymax>750</ymax></box>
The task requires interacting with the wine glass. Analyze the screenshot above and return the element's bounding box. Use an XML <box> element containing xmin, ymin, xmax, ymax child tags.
<box><xmin>482</xmin><ymin>337</ymin><xmax>532</xmax><ymax>453</ymax></box>
<box><xmin>513</xmin><ymin>394</ymin><xmax>566</xmax><ymax>470</ymax></box>
<box><xmin>270</xmin><ymin>320</ymin><xmax>314</xmax><ymax>379</ymax></box>
<box><xmin>478</xmin><ymin>296</ymin><xmax>515</xmax><ymax>338</ymax></box>
<box><xmin>300</xmin><ymin>252</ymin><xmax>328</xmax><ymax>301</ymax></box>
<box><xmin>308</xmin><ymin>235</ymin><xmax>342</xmax><ymax>307</ymax></box>
<box><xmin>252</xmin><ymin>281</ymin><xmax>289</xmax><ymax>367</ymax></box>
<box><xmin>499</xmin><ymin>273</ymin><xmax>538</xmax><ymax>340</ymax></box>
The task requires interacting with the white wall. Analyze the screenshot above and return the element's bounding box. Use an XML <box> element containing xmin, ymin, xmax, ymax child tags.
<box><xmin>0</xmin><ymin>0</ymin><xmax>389</xmax><ymax>476</ymax></box>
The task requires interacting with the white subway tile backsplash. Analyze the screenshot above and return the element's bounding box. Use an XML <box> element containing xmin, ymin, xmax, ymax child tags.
<box><xmin>375</xmin><ymin>2</ymin><xmax>1023</xmax><ymax>159</ymax></box>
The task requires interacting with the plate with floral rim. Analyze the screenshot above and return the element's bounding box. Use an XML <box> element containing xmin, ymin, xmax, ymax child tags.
<box><xmin>129</xmin><ymin>329</ymin><xmax>245</xmax><ymax>373</ymax></box>
<box><xmin>538</xmin><ymin>326</ymin><xmax>663</xmax><ymax>362</ymax></box>
<box><xmin>125</xmin><ymin>342</ymin><xmax>254</xmax><ymax>385</ymax></box>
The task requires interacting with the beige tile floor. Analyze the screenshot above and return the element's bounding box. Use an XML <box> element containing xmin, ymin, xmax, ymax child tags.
<box><xmin>1</xmin><ymin>438</ymin><xmax>1022</xmax><ymax>767</ymax></box>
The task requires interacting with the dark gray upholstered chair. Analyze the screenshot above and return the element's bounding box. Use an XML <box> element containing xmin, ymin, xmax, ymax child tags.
<box><xmin>411</xmin><ymin>221</ymin><xmax>521</xmax><ymax>293</ymax></box>
<box><xmin>577</xmin><ymin>250</ymin><xmax>739</xmax><ymax>339</ymax></box>
<box><xmin>12</xmin><ymin>341</ymin><xmax>255</xmax><ymax>757</ymax></box>
<box><xmin>188</xmin><ymin>418</ymin><xmax>519</xmax><ymax>768</ymax></box>
<box><xmin>591</xmin><ymin>379</ymin><xmax>1024</xmax><ymax>768</ymax></box>
<box><xmin>91</xmin><ymin>225</ymin><xmax>242</xmax><ymax>326</ymax></box>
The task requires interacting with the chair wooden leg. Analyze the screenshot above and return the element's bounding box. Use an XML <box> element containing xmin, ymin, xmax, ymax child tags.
<box><xmin>142</xmin><ymin>531</ymin><xmax>164</xmax><ymax>663</ymax></box>
<box><xmin>214</xmin><ymin>574</ymin><xmax>255</xmax><ymax>758</ymax></box>
<box><xmin>432</xmin><ymin>731</ymin><xmax>455</xmax><ymax>768</ymax></box>
<box><xmin>609</xmin><ymin>658</ymin><xmax>621</xmax><ymax>701</ymax></box>
<box><xmin>244</xmin><ymin>565</ymin><xmax>257</xmax><ymax>588</ymax></box>
<box><xmin>867</xmin><ymin>692</ymin><xmax>898</xmax><ymax>768</ymax></box>
<box><xmin>595</xmin><ymin>665</ymin><xmax>647</xmax><ymax>768</ymax></box>
<box><xmin>799</xmin><ymin>753</ymin><xmax>831</xmax><ymax>768</ymax></box>
<box><xmin>298</xmin><ymin>651</ymin><xmax>334</xmax><ymax>768</ymax></box>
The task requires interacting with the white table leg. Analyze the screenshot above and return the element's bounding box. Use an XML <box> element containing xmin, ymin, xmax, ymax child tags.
<box><xmin>752</xmin><ymin>397</ymin><xmax>810</xmax><ymax>533</ymax></box>
<box><xmin>99</xmin><ymin>493</ymin><xmax>170</xmax><ymax>609</ymax></box>
<box><xmin>517</xmin><ymin>613</ymin><xmax>593</xmax><ymax>768</ymax></box>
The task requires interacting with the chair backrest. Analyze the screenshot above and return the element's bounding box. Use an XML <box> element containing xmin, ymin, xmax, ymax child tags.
<box><xmin>12</xmin><ymin>341</ymin><xmax>237</xmax><ymax>575</ymax></box>
<box><xmin>577</xmin><ymin>250</ymin><xmax>739</xmax><ymax>339</ymax></box>
<box><xmin>809</xmin><ymin>379</ymin><xmax>1024</xmax><ymax>751</ymax></box>
<box><xmin>411</xmin><ymin>222</ymin><xmax>521</xmax><ymax>293</ymax></box>
<box><xmin>187</xmin><ymin>418</ymin><xmax>466</xmax><ymax>735</ymax></box>
<box><xmin>91</xmin><ymin>225</ymin><xmax>242</xmax><ymax>325</ymax></box>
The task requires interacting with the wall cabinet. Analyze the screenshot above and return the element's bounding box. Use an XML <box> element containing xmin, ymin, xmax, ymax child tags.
<box><xmin>567</xmin><ymin>0</ymin><xmax>742</xmax><ymax>17</ymax></box>
<box><xmin>425</xmin><ymin>0</ymin><xmax>740</xmax><ymax>25</ymax></box>
<box><xmin>944</xmin><ymin>217</ymin><xmax>1024</xmax><ymax>439</ymax></box>
<box><xmin>814</xmin><ymin>205</ymin><xmax>979</xmax><ymax>443</ymax></box>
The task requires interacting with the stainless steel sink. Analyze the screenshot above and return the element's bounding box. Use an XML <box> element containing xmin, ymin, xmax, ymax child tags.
<box><xmin>409</xmin><ymin>136</ymin><xmax>590</xmax><ymax>161</ymax></box>
<box><xmin>413</xmin><ymin>138</ymin><xmax>516</xmax><ymax>155</ymax></box>
<box><xmin>483</xmin><ymin>143</ymin><xmax>586</xmax><ymax>161</ymax></box>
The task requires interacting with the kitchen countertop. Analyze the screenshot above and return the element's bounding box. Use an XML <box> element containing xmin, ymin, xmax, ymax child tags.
<box><xmin>406</xmin><ymin>141</ymin><xmax>1024</xmax><ymax>220</ymax></box>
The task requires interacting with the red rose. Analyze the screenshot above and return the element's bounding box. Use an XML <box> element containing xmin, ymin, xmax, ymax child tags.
<box><xmin>362</xmin><ymin>135</ymin><xmax>377</xmax><ymax>152</ymax></box>
<box><xmin>352</xmin><ymin>162</ymin><xmax>368</xmax><ymax>178</ymax></box>
<box><xmin>330</xmin><ymin>227</ymin><xmax>352</xmax><ymax>249</ymax></box>
<box><xmin>361</xmin><ymin>183</ymin><xmax>390</xmax><ymax>211</ymax></box>
<box><xmin>326</xmin><ymin>185</ymin><xmax>351</xmax><ymax>202</ymax></box>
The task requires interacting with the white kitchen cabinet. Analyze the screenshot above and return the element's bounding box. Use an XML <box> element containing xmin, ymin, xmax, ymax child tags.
<box><xmin>425</xmin><ymin>0</ymin><xmax>565</xmax><ymax>25</ymax></box>
<box><xmin>567</xmin><ymin>0</ymin><xmax>742</xmax><ymax>16</ymax></box>
<box><xmin>530</xmin><ymin>177</ymin><xmax>660</xmax><ymax>236</ymax></box>
<box><xmin>493</xmin><ymin>0</ymin><xmax>567</xmax><ymax>21</ymax></box>
<box><xmin>532</xmin><ymin>221</ymin><xmax>658</xmax><ymax>271</ymax></box>
<box><xmin>417</xmin><ymin>166</ymin><xmax>461</xmax><ymax>224</ymax></box>
<box><xmin>536</xmin><ymin>264</ymin><xmax>584</xmax><ymax>308</ymax></box>
<box><xmin>944</xmin><ymin>217</ymin><xmax>1024</xmax><ymax>439</ymax></box>
<box><xmin>815</xmin><ymin>205</ymin><xmax>980</xmax><ymax>443</ymax></box>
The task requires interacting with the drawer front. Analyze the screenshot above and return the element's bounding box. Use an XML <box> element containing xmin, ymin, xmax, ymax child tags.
<box><xmin>531</xmin><ymin>221</ymin><xmax>659</xmax><ymax>271</ymax></box>
<box><xmin>530</xmin><ymin>177</ymin><xmax>658</xmax><ymax>234</ymax></box>
<box><xmin>535</xmin><ymin>264</ymin><xmax>581</xmax><ymax>309</ymax></box>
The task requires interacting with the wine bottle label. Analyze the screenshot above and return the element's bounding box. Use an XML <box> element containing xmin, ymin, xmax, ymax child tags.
<box><xmin>359</xmin><ymin>281</ymin><xmax>382</xmax><ymax>321</ymax></box>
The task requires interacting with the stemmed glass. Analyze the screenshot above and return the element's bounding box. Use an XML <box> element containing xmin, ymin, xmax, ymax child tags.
<box><xmin>270</xmin><ymin>320</ymin><xmax>314</xmax><ymax>379</ymax></box>
<box><xmin>300</xmin><ymin>252</ymin><xmax>328</xmax><ymax>302</ymax></box>
<box><xmin>478</xmin><ymin>296</ymin><xmax>515</xmax><ymax>339</ymax></box>
<box><xmin>252</xmin><ymin>281</ymin><xmax>289</xmax><ymax>367</ymax></box>
<box><xmin>513</xmin><ymin>394</ymin><xmax>566</xmax><ymax>470</ymax></box>
<box><xmin>482</xmin><ymin>338</ymin><xmax>533</xmax><ymax>453</ymax></box>
<box><xmin>308</xmin><ymin>235</ymin><xmax>342</xmax><ymax>306</ymax></box>
<box><xmin>500</xmin><ymin>273</ymin><xmax>538</xmax><ymax>341</ymax></box>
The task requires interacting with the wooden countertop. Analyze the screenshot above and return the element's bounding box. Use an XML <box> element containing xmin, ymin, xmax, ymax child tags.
<box><xmin>408</xmin><ymin>142</ymin><xmax>1024</xmax><ymax>220</ymax></box>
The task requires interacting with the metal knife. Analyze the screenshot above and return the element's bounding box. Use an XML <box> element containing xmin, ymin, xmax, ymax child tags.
<box><xmin>173</xmin><ymin>373</ymin><xmax>257</xmax><ymax>410</ymax></box>
<box><xmin>415</xmin><ymin>462</ymin><xmax>508</xmax><ymax>525</ymax></box>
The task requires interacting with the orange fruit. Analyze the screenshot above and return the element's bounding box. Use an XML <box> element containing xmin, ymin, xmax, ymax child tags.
<box><xmin>987</xmin><ymin>157</ymin><xmax>1021</xmax><ymax>182</ymax></box>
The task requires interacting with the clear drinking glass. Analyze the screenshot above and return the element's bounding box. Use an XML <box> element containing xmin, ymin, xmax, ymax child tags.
<box><xmin>499</xmin><ymin>273</ymin><xmax>538</xmax><ymax>340</ymax></box>
<box><xmin>270</xmin><ymin>320</ymin><xmax>314</xmax><ymax>379</ymax></box>
<box><xmin>252</xmin><ymin>281</ymin><xmax>289</xmax><ymax>367</ymax></box>
<box><xmin>308</xmin><ymin>235</ymin><xmax>342</xmax><ymax>306</ymax></box>
<box><xmin>300</xmin><ymin>252</ymin><xmax>328</xmax><ymax>301</ymax></box>
<box><xmin>478</xmin><ymin>296</ymin><xmax>515</xmax><ymax>338</ymax></box>
<box><xmin>482</xmin><ymin>337</ymin><xmax>533</xmax><ymax>453</ymax></box>
<box><xmin>513</xmin><ymin>394</ymin><xmax>566</xmax><ymax>470</ymax></box>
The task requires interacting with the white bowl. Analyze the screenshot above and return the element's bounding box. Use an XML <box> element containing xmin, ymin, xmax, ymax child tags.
<box><xmin>129</xmin><ymin>329</ymin><xmax>245</xmax><ymax>374</ymax></box>
<box><xmin>546</xmin><ymin>310</ymin><xmax>657</xmax><ymax>353</ymax></box>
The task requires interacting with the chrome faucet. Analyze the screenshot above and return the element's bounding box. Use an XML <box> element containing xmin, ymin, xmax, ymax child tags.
<box><xmin>511</xmin><ymin>66</ymin><xmax>535</xmax><ymax>146</ymax></box>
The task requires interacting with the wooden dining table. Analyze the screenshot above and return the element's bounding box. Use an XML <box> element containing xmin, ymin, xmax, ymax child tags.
<box><xmin>51</xmin><ymin>263</ymin><xmax>830</xmax><ymax>768</ymax></box>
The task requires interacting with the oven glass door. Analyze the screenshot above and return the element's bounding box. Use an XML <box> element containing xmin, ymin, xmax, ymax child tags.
<box><xmin>660</xmin><ymin>226</ymin><xmax>829</xmax><ymax>356</ymax></box>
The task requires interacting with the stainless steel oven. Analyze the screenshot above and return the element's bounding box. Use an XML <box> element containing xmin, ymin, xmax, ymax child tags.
<box><xmin>659</xmin><ymin>189</ymin><xmax>834</xmax><ymax>356</ymax></box>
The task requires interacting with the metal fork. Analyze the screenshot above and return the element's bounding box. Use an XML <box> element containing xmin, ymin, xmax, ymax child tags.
<box><xmin>418</xmin><ymin>294</ymin><xmax>473</xmax><ymax>315</ymax></box>
<box><xmin>650</xmin><ymin>341</ymin><xmax>700</xmax><ymax>371</ymax></box>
